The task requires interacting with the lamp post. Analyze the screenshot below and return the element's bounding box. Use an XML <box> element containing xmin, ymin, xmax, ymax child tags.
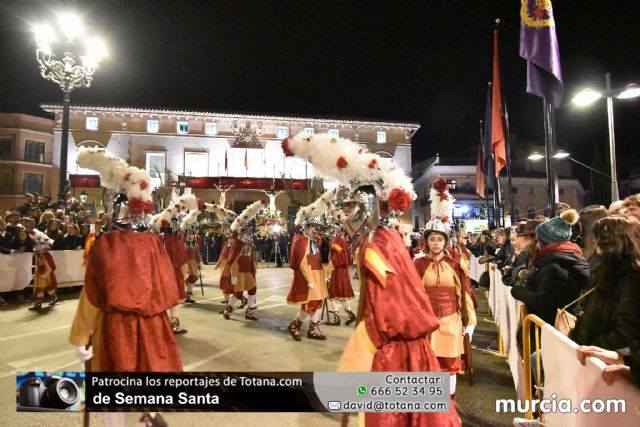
<box><xmin>572</xmin><ymin>73</ymin><xmax>640</xmax><ymax>203</ymax></box>
<box><xmin>33</xmin><ymin>13</ymin><xmax>106</xmax><ymax>204</ymax></box>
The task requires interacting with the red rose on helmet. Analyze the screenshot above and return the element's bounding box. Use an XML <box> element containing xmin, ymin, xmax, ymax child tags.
<box><xmin>388</xmin><ymin>188</ymin><xmax>412</xmax><ymax>212</ymax></box>
<box><xmin>368</xmin><ymin>159</ymin><xmax>378</xmax><ymax>169</ymax></box>
<box><xmin>281</xmin><ymin>138</ymin><xmax>294</xmax><ymax>157</ymax></box>
<box><xmin>433</xmin><ymin>178</ymin><xmax>448</xmax><ymax>193</ymax></box>
<box><xmin>336</xmin><ymin>156</ymin><xmax>348</xmax><ymax>168</ymax></box>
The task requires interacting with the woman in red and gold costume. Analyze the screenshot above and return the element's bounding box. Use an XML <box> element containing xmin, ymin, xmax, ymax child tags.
<box><xmin>222</xmin><ymin>200</ymin><xmax>263</xmax><ymax>321</ymax></box>
<box><xmin>283</xmin><ymin>132</ymin><xmax>461</xmax><ymax>426</ymax></box>
<box><xmin>414</xmin><ymin>179</ymin><xmax>476</xmax><ymax>405</ymax></box>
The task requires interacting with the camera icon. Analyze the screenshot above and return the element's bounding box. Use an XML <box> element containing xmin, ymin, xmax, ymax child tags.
<box><xmin>18</xmin><ymin>375</ymin><xmax>81</xmax><ymax>410</ymax></box>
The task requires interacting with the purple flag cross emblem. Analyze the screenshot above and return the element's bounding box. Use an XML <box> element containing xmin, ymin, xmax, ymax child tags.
<box><xmin>519</xmin><ymin>0</ymin><xmax>564</xmax><ymax>108</ymax></box>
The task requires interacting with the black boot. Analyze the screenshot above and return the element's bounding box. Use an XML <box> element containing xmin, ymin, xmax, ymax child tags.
<box><xmin>345</xmin><ymin>309</ymin><xmax>357</xmax><ymax>326</ymax></box>
<box><xmin>48</xmin><ymin>294</ymin><xmax>58</xmax><ymax>306</ymax></box>
<box><xmin>172</xmin><ymin>318</ymin><xmax>188</xmax><ymax>335</ymax></box>
<box><xmin>185</xmin><ymin>293</ymin><xmax>196</xmax><ymax>304</ymax></box>
<box><xmin>307</xmin><ymin>321</ymin><xmax>327</xmax><ymax>340</ymax></box>
<box><xmin>288</xmin><ymin>319</ymin><xmax>302</xmax><ymax>341</ymax></box>
<box><xmin>239</xmin><ymin>295</ymin><xmax>248</xmax><ymax>309</ymax></box>
<box><xmin>28</xmin><ymin>299</ymin><xmax>42</xmax><ymax>311</ymax></box>
<box><xmin>325</xmin><ymin>311</ymin><xmax>341</xmax><ymax>326</ymax></box>
<box><xmin>245</xmin><ymin>306</ymin><xmax>258</xmax><ymax>321</ymax></box>
<box><xmin>222</xmin><ymin>305</ymin><xmax>233</xmax><ymax>320</ymax></box>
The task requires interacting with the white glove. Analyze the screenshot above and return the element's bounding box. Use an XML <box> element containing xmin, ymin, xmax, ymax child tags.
<box><xmin>307</xmin><ymin>283</ymin><xmax>315</xmax><ymax>289</ymax></box>
<box><xmin>463</xmin><ymin>325</ymin><xmax>475</xmax><ymax>342</ymax></box>
<box><xmin>75</xmin><ymin>345</ymin><xmax>93</xmax><ymax>362</ymax></box>
<box><xmin>231</xmin><ymin>276</ymin><xmax>238</xmax><ymax>285</ymax></box>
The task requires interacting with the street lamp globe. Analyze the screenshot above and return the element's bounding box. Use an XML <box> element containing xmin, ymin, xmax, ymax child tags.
<box><xmin>572</xmin><ymin>89</ymin><xmax>602</xmax><ymax>107</ymax></box>
<box><xmin>32</xmin><ymin>13</ymin><xmax>106</xmax><ymax>204</ymax></box>
<box><xmin>553</xmin><ymin>150</ymin><xmax>570</xmax><ymax>159</ymax></box>
<box><xmin>617</xmin><ymin>83</ymin><xmax>640</xmax><ymax>100</ymax></box>
<box><xmin>527</xmin><ymin>152</ymin><xmax>545</xmax><ymax>161</ymax></box>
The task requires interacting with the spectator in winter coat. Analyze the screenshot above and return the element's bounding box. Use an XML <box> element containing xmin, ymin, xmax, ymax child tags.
<box><xmin>577</xmin><ymin>205</ymin><xmax>609</xmax><ymax>270</ymax></box>
<box><xmin>511</xmin><ymin>209</ymin><xmax>590</xmax><ymax>325</ymax></box>
<box><xmin>58</xmin><ymin>224</ymin><xmax>84</xmax><ymax>250</ymax></box>
<box><xmin>571</xmin><ymin>215</ymin><xmax>640</xmax><ymax>351</ymax></box>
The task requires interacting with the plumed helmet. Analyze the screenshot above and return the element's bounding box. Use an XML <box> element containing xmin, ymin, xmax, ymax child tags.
<box><xmin>424</xmin><ymin>219</ymin><xmax>450</xmax><ymax>241</ymax></box>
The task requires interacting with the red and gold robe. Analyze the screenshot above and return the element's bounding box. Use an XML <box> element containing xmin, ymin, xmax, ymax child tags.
<box><xmin>69</xmin><ymin>229</ymin><xmax>183</xmax><ymax>372</ymax></box>
<box><xmin>326</xmin><ymin>236</ymin><xmax>354</xmax><ymax>300</ymax></box>
<box><xmin>414</xmin><ymin>254</ymin><xmax>476</xmax><ymax>363</ymax></box>
<box><xmin>161</xmin><ymin>233</ymin><xmax>189</xmax><ymax>299</ymax></box>
<box><xmin>338</xmin><ymin>227</ymin><xmax>460</xmax><ymax>427</ymax></box>
<box><xmin>227</xmin><ymin>236</ymin><xmax>256</xmax><ymax>292</ymax></box>
<box><xmin>286</xmin><ymin>234</ymin><xmax>328</xmax><ymax>304</ymax></box>
<box><xmin>217</xmin><ymin>236</ymin><xmax>233</xmax><ymax>294</ymax></box>
<box><xmin>34</xmin><ymin>252</ymin><xmax>56</xmax><ymax>294</ymax></box>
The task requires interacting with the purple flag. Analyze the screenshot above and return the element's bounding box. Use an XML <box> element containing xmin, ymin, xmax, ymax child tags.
<box><xmin>519</xmin><ymin>0</ymin><xmax>564</xmax><ymax>108</ymax></box>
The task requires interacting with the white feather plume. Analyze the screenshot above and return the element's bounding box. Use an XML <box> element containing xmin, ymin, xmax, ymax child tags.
<box><xmin>284</xmin><ymin>132</ymin><xmax>416</xmax><ymax>207</ymax></box>
<box><xmin>28</xmin><ymin>228</ymin><xmax>54</xmax><ymax>247</ymax></box>
<box><xmin>389</xmin><ymin>218</ymin><xmax>413</xmax><ymax>247</ymax></box>
<box><xmin>294</xmin><ymin>188</ymin><xmax>336</xmax><ymax>227</ymax></box>
<box><xmin>179</xmin><ymin>210</ymin><xmax>200</xmax><ymax>230</ymax></box>
<box><xmin>230</xmin><ymin>200</ymin><xmax>265</xmax><ymax>232</ymax></box>
<box><xmin>429</xmin><ymin>187</ymin><xmax>455</xmax><ymax>222</ymax></box>
<box><xmin>75</xmin><ymin>148</ymin><xmax>153</xmax><ymax>207</ymax></box>
<box><xmin>204</xmin><ymin>203</ymin><xmax>237</xmax><ymax>221</ymax></box>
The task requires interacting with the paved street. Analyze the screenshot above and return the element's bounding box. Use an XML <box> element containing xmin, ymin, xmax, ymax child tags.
<box><xmin>1</xmin><ymin>265</ymin><xmax>517</xmax><ymax>426</ymax></box>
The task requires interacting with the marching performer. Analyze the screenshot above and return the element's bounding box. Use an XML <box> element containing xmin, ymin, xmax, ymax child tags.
<box><xmin>325</xmin><ymin>217</ymin><xmax>356</xmax><ymax>326</ymax></box>
<box><xmin>221</xmin><ymin>200</ymin><xmax>264</xmax><ymax>321</ymax></box>
<box><xmin>283</xmin><ymin>132</ymin><xmax>460</xmax><ymax>426</ymax></box>
<box><xmin>204</xmin><ymin>203</ymin><xmax>238</xmax><ymax>305</ymax></box>
<box><xmin>181</xmin><ymin>210</ymin><xmax>202</xmax><ymax>304</ymax></box>
<box><xmin>286</xmin><ymin>190</ymin><xmax>335</xmax><ymax>341</ymax></box>
<box><xmin>29</xmin><ymin>240</ymin><xmax>58</xmax><ymax>310</ymax></box>
<box><xmin>69</xmin><ymin>148</ymin><xmax>183</xmax><ymax>372</ymax></box>
<box><xmin>414</xmin><ymin>179</ymin><xmax>476</xmax><ymax>404</ymax></box>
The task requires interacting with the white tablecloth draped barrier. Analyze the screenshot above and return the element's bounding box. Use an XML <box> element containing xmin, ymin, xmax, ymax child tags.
<box><xmin>475</xmin><ymin>253</ymin><xmax>640</xmax><ymax>421</ymax></box>
<box><xmin>0</xmin><ymin>252</ymin><xmax>33</xmax><ymax>292</ymax></box>
<box><xmin>0</xmin><ymin>250</ymin><xmax>85</xmax><ymax>292</ymax></box>
<box><xmin>542</xmin><ymin>324</ymin><xmax>640</xmax><ymax>426</ymax></box>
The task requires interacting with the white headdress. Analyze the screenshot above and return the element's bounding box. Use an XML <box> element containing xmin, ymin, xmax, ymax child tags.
<box><xmin>230</xmin><ymin>200</ymin><xmax>265</xmax><ymax>232</ymax></box>
<box><xmin>148</xmin><ymin>194</ymin><xmax>204</xmax><ymax>229</ymax></box>
<box><xmin>76</xmin><ymin>148</ymin><xmax>154</xmax><ymax>215</ymax></box>
<box><xmin>294</xmin><ymin>189</ymin><xmax>336</xmax><ymax>227</ymax></box>
<box><xmin>204</xmin><ymin>203</ymin><xmax>237</xmax><ymax>222</ymax></box>
<box><xmin>425</xmin><ymin>179</ymin><xmax>455</xmax><ymax>237</ymax></box>
<box><xmin>389</xmin><ymin>218</ymin><xmax>414</xmax><ymax>247</ymax></box>
<box><xmin>283</xmin><ymin>133</ymin><xmax>415</xmax><ymax>213</ymax></box>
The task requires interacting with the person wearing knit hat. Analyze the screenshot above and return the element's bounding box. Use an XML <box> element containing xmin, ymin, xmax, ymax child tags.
<box><xmin>511</xmin><ymin>209</ymin><xmax>590</xmax><ymax>395</ymax></box>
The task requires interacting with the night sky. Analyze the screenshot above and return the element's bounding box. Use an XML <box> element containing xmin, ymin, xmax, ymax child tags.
<box><xmin>1</xmin><ymin>1</ymin><xmax>639</xmax><ymax>201</ymax></box>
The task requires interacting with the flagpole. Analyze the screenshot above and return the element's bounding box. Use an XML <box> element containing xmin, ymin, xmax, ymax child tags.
<box><xmin>480</xmin><ymin>119</ymin><xmax>491</xmax><ymax>228</ymax></box>
<box><xmin>543</xmin><ymin>98</ymin><xmax>559</xmax><ymax>216</ymax></box>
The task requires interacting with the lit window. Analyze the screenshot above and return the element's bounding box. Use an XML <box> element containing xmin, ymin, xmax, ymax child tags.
<box><xmin>277</xmin><ymin>127</ymin><xmax>289</xmax><ymax>138</ymax></box>
<box><xmin>147</xmin><ymin>120</ymin><xmax>160</xmax><ymax>133</ymax></box>
<box><xmin>304</xmin><ymin>128</ymin><xmax>314</xmax><ymax>136</ymax></box>
<box><xmin>184</xmin><ymin>152</ymin><xmax>208</xmax><ymax>177</ymax></box>
<box><xmin>328</xmin><ymin>129</ymin><xmax>339</xmax><ymax>138</ymax></box>
<box><xmin>205</xmin><ymin>123</ymin><xmax>218</xmax><ymax>135</ymax></box>
<box><xmin>376</xmin><ymin>131</ymin><xmax>386</xmax><ymax>144</ymax></box>
<box><xmin>86</xmin><ymin>117</ymin><xmax>99</xmax><ymax>130</ymax></box>
<box><xmin>177</xmin><ymin>122</ymin><xmax>189</xmax><ymax>134</ymax></box>
<box><xmin>146</xmin><ymin>152</ymin><xmax>166</xmax><ymax>189</ymax></box>
<box><xmin>528</xmin><ymin>187</ymin><xmax>534</xmax><ymax>195</ymax></box>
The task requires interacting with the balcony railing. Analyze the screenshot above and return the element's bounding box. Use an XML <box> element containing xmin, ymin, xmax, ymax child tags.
<box><xmin>0</xmin><ymin>155</ymin><xmax>53</xmax><ymax>165</ymax></box>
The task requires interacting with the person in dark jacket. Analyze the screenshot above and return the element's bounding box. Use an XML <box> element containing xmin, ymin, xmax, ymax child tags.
<box><xmin>571</xmin><ymin>215</ymin><xmax>640</xmax><ymax>351</ymax></box>
<box><xmin>511</xmin><ymin>209</ymin><xmax>590</xmax><ymax>325</ymax></box>
<box><xmin>503</xmin><ymin>218</ymin><xmax>546</xmax><ymax>287</ymax></box>
<box><xmin>9</xmin><ymin>227</ymin><xmax>34</xmax><ymax>253</ymax></box>
<box><xmin>58</xmin><ymin>223</ymin><xmax>84</xmax><ymax>250</ymax></box>
<box><xmin>493</xmin><ymin>227</ymin><xmax>515</xmax><ymax>271</ymax></box>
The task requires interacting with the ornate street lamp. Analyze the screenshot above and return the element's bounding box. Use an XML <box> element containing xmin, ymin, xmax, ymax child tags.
<box><xmin>572</xmin><ymin>73</ymin><xmax>640</xmax><ymax>202</ymax></box>
<box><xmin>33</xmin><ymin>13</ymin><xmax>106</xmax><ymax>203</ymax></box>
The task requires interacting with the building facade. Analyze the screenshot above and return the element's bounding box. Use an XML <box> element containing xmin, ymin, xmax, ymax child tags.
<box><xmin>412</xmin><ymin>155</ymin><xmax>586</xmax><ymax>229</ymax></box>
<box><xmin>38</xmin><ymin>105</ymin><xmax>418</xmax><ymax>222</ymax></box>
<box><xmin>0</xmin><ymin>113</ymin><xmax>55</xmax><ymax>209</ymax></box>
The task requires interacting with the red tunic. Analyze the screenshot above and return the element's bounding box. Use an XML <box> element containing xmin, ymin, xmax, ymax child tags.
<box><xmin>356</xmin><ymin>228</ymin><xmax>460</xmax><ymax>427</ymax></box>
<box><xmin>286</xmin><ymin>234</ymin><xmax>326</xmax><ymax>304</ymax></box>
<box><xmin>218</xmin><ymin>237</ymin><xmax>233</xmax><ymax>294</ymax></box>
<box><xmin>160</xmin><ymin>233</ymin><xmax>188</xmax><ymax>299</ymax></box>
<box><xmin>84</xmin><ymin>229</ymin><xmax>183</xmax><ymax>372</ymax></box>
<box><xmin>328</xmin><ymin>237</ymin><xmax>354</xmax><ymax>299</ymax></box>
